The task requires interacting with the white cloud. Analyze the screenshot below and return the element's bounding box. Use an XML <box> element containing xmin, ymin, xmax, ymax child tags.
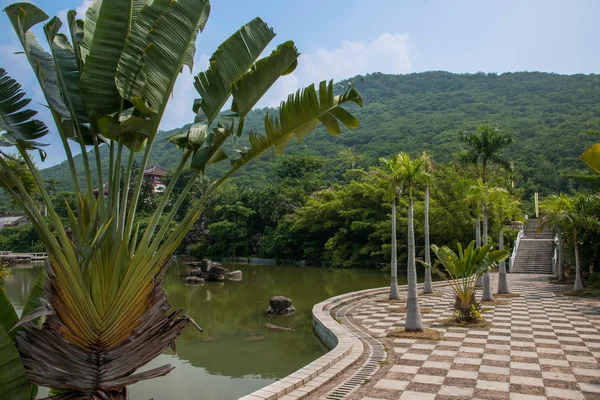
<box><xmin>57</xmin><ymin>0</ymin><xmax>93</xmax><ymax>23</ymax></box>
<box><xmin>262</xmin><ymin>33</ymin><xmax>411</xmax><ymax>107</ymax></box>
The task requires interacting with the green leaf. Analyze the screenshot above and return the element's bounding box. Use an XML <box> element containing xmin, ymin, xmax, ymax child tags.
<box><xmin>232</xmin><ymin>80</ymin><xmax>361</xmax><ymax>167</ymax></box>
<box><xmin>43</xmin><ymin>17</ymin><xmax>95</xmax><ymax>144</ymax></box>
<box><xmin>142</xmin><ymin>0</ymin><xmax>211</xmax><ymax>113</ymax></box>
<box><xmin>5</xmin><ymin>3</ymin><xmax>71</xmax><ymax>122</ymax></box>
<box><xmin>0</xmin><ymin>324</ymin><xmax>33</xmax><ymax>400</ymax></box>
<box><xmin>67</xmin><ymin>10</ymin><xmax>85</xmax><ymax>73</ymax></box>
<box><xmin>21</xmin><ymin>273</ymin><xmax>46</xmax><ymax>324</ymax></box>
<box><xmin>190</xmin><ymin>121</ymin><xmax>234</xmax><ymax>171</ymax></box>
<box><xmin>194</xmin><ymin>17</ymin><xmax>275</xmax><ymax>124</ymax></box>
<box><xmin>80</xmin><ymin>0</ymin><xmax>149</xmax><ymax>116</ymax></box>
<box><xmin>581</xmin><ymin>143</ymin><xmax>600</xmax><ymax>175</ymax></box>
<box><xmin>0</xmin><ymin>289</ymin><xmax>19</xmax><ymax>340</ymax></box>
<box><xmin>0</xmin><ymin>68</ymin><xmax>50</xmax><ymax>160</ymax></box>
<box><xmin>97</xmin><ymin>115</ymin><xmax>152</xmax><ymax>152</ymax></box>
<box><xmin>116</xmin><ymin>0</ymin><xmax>172</xmax><ymax>102</ymax></box>
<box><xmin>231</xmin><ymin>41</ymin><xmax>300</xmax><ymax>119</ymax></box>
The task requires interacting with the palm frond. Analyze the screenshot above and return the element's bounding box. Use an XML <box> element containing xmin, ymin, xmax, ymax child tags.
<box><xmin>0</xmin><ymin>68</ymin><xmax>50</xmax><ymax>160</ymax></box>
<box><xmin>232</xmin><ymin>80</ymin><xmax>361</xmax><ymax>168</ymax></box>
<box><xmin>231</xmin><ymin>40</ymin><xmax>299</xmax><ymax>119</ymax></box>
<box><xmin>80</xmin><ymin>0</ymin><xmax>149</xmax><ymax>115</ymax></box>
<box><xmin>141</xmin><ymin>0</ymin><xmax>210</xmax><ymax>113</ymax></box>
<box><xmin>4</xmin><ymin>3</ymin><xmax>71</xmax><ymax>125</ymax></box>
<box><xmin>194</xmin><ymin>17</ymin><xmax>274</xmax><ymax>124</ymax></box>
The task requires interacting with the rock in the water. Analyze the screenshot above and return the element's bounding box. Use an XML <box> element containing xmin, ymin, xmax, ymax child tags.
<box><xmin>226</xmin><ymin>270</ymin><xmax>243</xmax><ymax>281</ymax></box>
<box><xmin>206</xmin><ymin>264</ymin><xmax>228</xmax><ymax>282</ymax></box>
<box><xmin>266</xmin><ymin>296</ymin><xmax>296</xmax><ymax>315</ymax></box>
<box><xmin>185</xmin><ymin>276</ymin><xmax>204</xmax><ymax>284</ymax></box>
<box><xmin>188</xmin><ymin>268</ymin><xmax>203</xmax><ymax>277</ymax></box>
<box><xmin>200</xmin><ymin>258</ymin><xmax>223</xmax><ymax>273</ymax></box>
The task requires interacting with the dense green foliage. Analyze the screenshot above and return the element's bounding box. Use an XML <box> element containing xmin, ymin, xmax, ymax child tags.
<box><xmin>35</xmin><ymin>71</ymin><xmax>600</xmax><ymax>198</ymax></box>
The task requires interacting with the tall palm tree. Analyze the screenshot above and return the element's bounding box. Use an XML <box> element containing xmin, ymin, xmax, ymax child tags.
<box><xmin>465</xmin><ymin>179</ymin><xmax>494</xmax><ymax>300</ymax></box>
<box><xmin>421</xmin><ymin>152</ymin><xmax>434</xmax><ymax>294</ymax></box>
<box><xmin>376</xmin><ymin>157</ymin><xmax>403</xmax><ymax>300</ymax></box>
<box><xmin>391</xmin><ymin>153</ymin><xmax>431</xmax><ymax>331</ymax></box>
<box><xmin>488</xmin><ymin>188</ymin><xmax>521</xmax><ymax>294</ymax></box>
<box><xmin>0</xmin><ymin>1</ymin><xmax>362</xmax><ymax>398</ymax></box>
<box><xmin>540</xmin><ymin>195</ymin><xmax>600</xmax><ymax>290</ymax></box>
<box><xmin>461</xmin><ymin>125</ymin><xmax>512</xmax><ymax>300</ymax></box>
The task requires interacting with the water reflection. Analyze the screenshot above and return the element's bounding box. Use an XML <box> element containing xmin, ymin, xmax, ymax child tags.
<box><xmin>6</xmin><ymin>263</ymin><xmax>399</xmax><ymax>399</ymax></box>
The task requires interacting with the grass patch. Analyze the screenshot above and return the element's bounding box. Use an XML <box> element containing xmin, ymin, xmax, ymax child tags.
<box><xmin>436</xmin><ymin>318</ymin><xmax>491</xmax><ymax>328</ymax></box>
<box><xmin>494</xmin><ymin>292</ymin><xmax>521</xmax><ymax>298</ymax></box>
<box><xmin>388</xmin><ymin>307</ymin><xmax>433</xmax><ymax>314</ymax></box>
<box><xmin>481</xmin><ymin>299</ymin><xmax>509</xmax><ymax>306</ymax></box>
<box><xmin>388</xmin><ymin>328</ymin><xmax>442</xmax><ymax>340</ymax></box>
<box><xmin>563</xmin><ymin>288</ymin><xmax>600</xmax><ymax>298</ymax></box>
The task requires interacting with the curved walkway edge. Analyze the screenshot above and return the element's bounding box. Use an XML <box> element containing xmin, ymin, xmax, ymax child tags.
<box><xmin>239</xmin><ymin>286</ymin><xmax>389</xmax><ymax>400</ymax></box>
<box><xmin>240</xmin><ymin>281</ymin><xmax>450</xmax><ymax>400</ymax></box>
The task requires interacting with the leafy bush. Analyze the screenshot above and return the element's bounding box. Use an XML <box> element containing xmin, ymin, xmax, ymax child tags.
<box><xmin>587</xmin><ymin>272</ymin><xmax>600</xmax><ymax>289</ymax></box>
<box><xmin>425</xmin><ymin>241</ymin><xmax>509</xmax><ymax>322</ymax></box>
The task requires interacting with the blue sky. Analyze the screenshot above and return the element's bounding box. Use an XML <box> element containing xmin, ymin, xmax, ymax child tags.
<box><xmin>1</xmin><ymin>0</ymin><xmax>599</xmax><ymax>166</ymax></box>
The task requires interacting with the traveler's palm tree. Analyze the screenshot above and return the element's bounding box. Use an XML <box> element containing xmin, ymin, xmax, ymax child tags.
<box><xmin>488</xmin><ymin>188</ymin><xmax>520</xmax><ymax>294</ymax></box>
<box><xmin>427</xmin><ymin>241</ymin><xmax>508</xmax><ymax>322</ymax></box>
<box><xmin>380</xmin><ymin>153</ymin><xmax>431</xmax><ymax>331</ymax></box>
<box><xmin>0</xmin><ymin>1</ymin><xmax>362</xmax><ymax>398</ymax></box>
<box><xmin>421</xmin><ymin>152</ymin><xmax>434</xmax><ymax>294</ymax></box>
<box><xmin>539</xmin><ymin>195</ymin><xmax>600</xmax><ymax>291</ymax></box>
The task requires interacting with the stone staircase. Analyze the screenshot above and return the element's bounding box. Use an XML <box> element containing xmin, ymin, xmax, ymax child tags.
<box><xmin>511</xmin><ymin>218</ymin><xmax>555</xmax><ymax>274</ymax></box>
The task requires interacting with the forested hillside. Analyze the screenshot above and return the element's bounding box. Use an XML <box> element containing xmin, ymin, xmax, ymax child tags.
<box><xmin>39</xmin><ymin>71</ymin><xmax>600</xmax><ymax>197</ymax></box>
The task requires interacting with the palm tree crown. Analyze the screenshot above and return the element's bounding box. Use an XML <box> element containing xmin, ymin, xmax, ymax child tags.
<box><xmin>460</xmin><ymin>124</ymin><xmax>512</xmax><ymax>182</ymax></box>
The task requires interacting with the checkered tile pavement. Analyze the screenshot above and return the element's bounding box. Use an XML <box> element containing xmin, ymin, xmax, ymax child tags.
<box><xmin>349</xmin><ymin>274</ymin><xmax>600</xmax><ymax>400</ymax></box>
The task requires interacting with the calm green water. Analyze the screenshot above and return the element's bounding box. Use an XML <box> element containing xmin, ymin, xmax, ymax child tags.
<box><xmin>4</xmin><ymin>263</ymin><xmax>403</xmax><ymax>399</ymax></box>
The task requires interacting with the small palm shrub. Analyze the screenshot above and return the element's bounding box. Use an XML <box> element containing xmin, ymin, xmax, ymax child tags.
<box><xmin>424</xmin><ymin>241</ymin><xmax>508</xmax><ymax>322</ymax></box>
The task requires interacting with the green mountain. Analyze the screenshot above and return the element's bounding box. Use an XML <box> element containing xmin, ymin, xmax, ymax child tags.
<box><xmin>40</xmin><ymin>71</ymin><xmax>600</xmax><ymax>196</ymax></box>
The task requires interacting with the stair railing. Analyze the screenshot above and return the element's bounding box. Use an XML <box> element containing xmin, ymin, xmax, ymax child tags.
<box><xmin>509</xmin><ymin>227</ymin><xmax>524</xmax><ymax>273</ymax></box>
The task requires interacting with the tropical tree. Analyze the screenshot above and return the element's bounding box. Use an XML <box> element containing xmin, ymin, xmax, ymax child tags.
<box><xmin>539</xmin><ymin>195</ymin><xmax>600</xmax><ymax>290</ymax></box>
<box><xmin>374</xmin><ymin>157</ymin><xmax>403</xmax><ymax>300</ymax></box>
<box><xmin>421</xmin><ymin>152</ymin><xmax>434</xmax><ymax>294</ymax></box>
<box><xmin>465</xmin><ymin>179</ymin><xmax>494</xmax><ymax>300</ymax></box>
<box><xmin>0</xmin><ymin>2</ymin><xmax>362</xmax><ymax>398</ymax></box>
<box><xmin>426</xmin><ymin>241</ymin><xmax>508</xmax><ymax>322</ymax></box>
<box><xmin>378</xmin><ymin>153</ymin><xmax>430</xmax><ymax>331</ymax></box>
<box><xmin>488</xmin><ymin>188</ymin><xmax>521</xmax><ymax>294</ymax></box>
<box><xmin>460</xmin><ymin>124</ymin><xmax>513</xmax><ymax>183</ymax></box>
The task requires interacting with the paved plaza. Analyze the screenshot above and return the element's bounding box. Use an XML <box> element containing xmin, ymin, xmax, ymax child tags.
<box><xmin>344</xmin><ymin>274</ymin><xmax>600</xmax><ymax>400</ymax></box>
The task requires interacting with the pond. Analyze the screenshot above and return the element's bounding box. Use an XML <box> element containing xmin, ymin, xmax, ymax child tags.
<box><xmin>4</xmin><ymin>262</ymin><xmax>415</xmax><ymax>399</ymax></box>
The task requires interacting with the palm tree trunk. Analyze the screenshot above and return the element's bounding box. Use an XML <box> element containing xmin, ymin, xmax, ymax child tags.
<box><xmin>497</xmin><ymin>226</ymin><xmax>509</xmax><ymax>294</ymax></box>
<box><xmin>574</xmin><ymin>228</ymin><xmax>583</xmax><ymax>290</ymax></box>
<box><xmin>475</xmin><ymin>213</ymin><xmax>483</xmax><ymax>287</ymax></box>
<box><xmin>423</xmin><ymin>184</ymin><xmax>433</xmax><ymax>293</ymax></box>
<box><xmin>557</xmin><ymin>234</ymin><xmax>565</xmax><ymax>282</ymax></box>
<box><xmin>482</xmin><ymin>207</ymin><xmax>493</xmax><ymax>301</ymax></box>
<box><xmin>405</xmin><ymin>193</ymin><xmax>423</xmax><ymax>331</ymax></box>
<box><xmin>389</xmin><ymin>195</ymin><xmax>400</xmax><ymax>300</ymax></box>
<box><xmin>476</xmin><ymin>213</ymin><xmax>481</xmax><ymax>247</ymax></box>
